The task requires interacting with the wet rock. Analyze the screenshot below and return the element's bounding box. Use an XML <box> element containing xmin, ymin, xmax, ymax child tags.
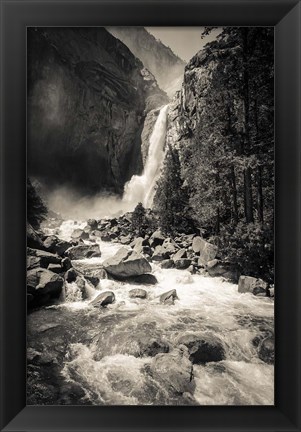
<box><xmin>71</xmin><ymin>228</ymin><xmax>89</xmax><ymax>241</ymax></box>
<box><xmin>47</xmin><ymin>263</ymin><xmax>63</xmax><ymax>274</ymax></box>
<box><xmin>173</xmin><ymin>248</ymin><xmax>187</xmax><ymax>261</ymax></box>
<box><xmin>176</xmin><ymin>332</ymin><xmax>225</xmax><ymax>364</ymax></box>
<box><xmin>174</xmin><ymin>259</ymin><xmax>191</xmax><ymax>270</ymax></box>
<box><xmin>258</xmin><ymin>336</ymin><xmax>274</xmax><ymax>364</ymax></box>
<box><xmin>136</xmin><ymin>336</ymin><xmax>169</xmax><ymax>357</ymax></box>
<box><xmin>43</xmin><ymin>235</ymin><xmax>71</xmax><ymax>256</ymax></box>
<box><xmin>27</xmin><ymin>248</ymin><xmax>61</xmax><ymax>268</ymax></box>
<box><xmin>27</xmin><ymin>268</ymin><xmax>64</xmax><ymax>307</ymax></box>
<box><xmin>160</xmin><ymin>289</ymin><xmax>178</xmax><ymax>305</ymax></box>
<box><xmin>192</xmin><ymin>237</ymin><xmax>218</xmax><ymax>265</ymax></box>
<box><xmin>129</xmin><ymin>288</ymin><xmax>147</xmax><ymax>299</ymax></box>
<box><xmin>152</xmin><ymin>245</ymin><xmax>167</xmax><ymax>261</ymax></box>
<box><xmin>161</xmin><ymin>259</ymin><xmax>175</xmax><ymax>269</ymax></box>
<box><xmin>150</xmin><ymin>230</ymin><xmax>165</xmax><ymax>247</ymax></box>
<box><xmin>206</xmin><ymin>259</ymin><xmax>239</xmax><ymax>281</ymax></box>
<box><xmin>65</xmin><ymin>244</ymin><xmax>101</xmax><ymax>260</ymax></box>
<box><xmin>150</xmin><ymin>347</ymin><xmax>195</xmax><ymax>394</ymax></box>
<box><xmin>90</xmin><ymin>291</ymin><xmax>115</xmax><ymax>307</ymax></box>
<box><xmin>103</xmin><ymin>247</ymin><xmax>151</xmax><ymax>278</ymax></box>
<box><xmin>72</xmin><ymin>261</ymin><xmax>107</xmax><ymax>286</ymax></box>
<box><xmin>65</xmin><ymin>268</ymin><xmax>77</xmax><ymax>283</ymax></box>
<box><xmin>127</xmin><ymin>274</ymin><xmax>158</xmax><ymax>285</ymax></box>
<box><xmin>238</xmin><ymin>276</ymin><xmax>268</xmax><ymax>296</ymax></box>
<box><xmin>27</xmin><ymin>223</ymin><xmax>45</xmax><ymax>250</ymax></box>
<box><xmin>87</xmin><ymin>219</ymin><xmax>98</xmax><ymax>230</ymax></box>
<box><xmin>61</xmin><ymin>257</ymin><xmax>72</xmax><ymax>271</ymax></box>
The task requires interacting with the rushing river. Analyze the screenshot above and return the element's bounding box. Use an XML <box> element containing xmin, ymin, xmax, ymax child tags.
<box><xmin>27</xmin><ymin>220</ymin><xmax>274</xmax><ymax>406</ymax></box>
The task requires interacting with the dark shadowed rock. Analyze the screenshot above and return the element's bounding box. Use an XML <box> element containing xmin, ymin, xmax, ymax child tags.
<box><xmin>161</xmin><ymin>259</ymin><xmax>175</xmax><ymax>269</ymax></box>
<box><xmin>90</xmin><ymin>291</ymin><xmax>115</xmax><ymax>307</ymax></box>
<box><xmin>150</xmin><ymin>347</ymin><xmax>195</xmax><ymax>394</ymax></box>
<box><xmin>87</xmin><ymin>219</ymin><xmax>98</xmax><ymax>229</ymax></box>
<box><xmin>103</xmin><ymin>247</ymin><xmax>151</xmax><ymax>278</ymax></box>
<box><xmin>160</xmin><ymin>289</ymin><xmax>178</xmax><ymax>305</ymax></box>
<box><xmin>192</xmin><ymin>237</ymin><xmax>218</xmax><ymax>264</ymax></box>
<box><xmin>206</xmin><ymin>259</ymin><xmax>239</xmax><ymax>281</ymax></box>
<box><xmin>65</xmin><ymin>244</ymin><xmax>101</xmax><ymax>260</ymax></box>
<box><xmin>174</xmin><ymin>259</ymin><xmax>191</xmax><ymax>270</ymax></box>
<box><xmin>136</xmin><ymin>335</ymin><xmax>169</xmax><ymax>357</ymax></box>
<box><xmin>258</xmin><ymin>336</ymin><xmax>274</xmax><ymax>364</ymax></box>
<box><xmin>127</xmin><ymin>274</ymin><xmax>157</xmax><ymax>285</ymax></box>
<box><xmin>129</xmin><ymin>288</ymin><xmax>147</xmax><ymax>299</ymax></box>
<box><xmin>150</xmin><ymin>230</ymin><xmax>165</xmax><ymax>247</ymax></box>
<box><xmin>47</xmin><ymin>264</ymin><xmax>63</xmax><ymax>274</ymax></box>
<box><xmin>61</xmin><ymin>257</ymin><xmax>72</xmax><ymax>271</ymax></box>
<box><xmin>65</xmin><ymin>268</ymin><xmax>77</xmax><ymax>283</ymax></box>
<box><xmin>238</xmin><ymin>276</ymin><xmax>268</xmax><ymax>296</ymax></box>
<box><xmin>176</xmin><ymin>333</ymin><xmax>225</xmax><ymax>364</ymax></box>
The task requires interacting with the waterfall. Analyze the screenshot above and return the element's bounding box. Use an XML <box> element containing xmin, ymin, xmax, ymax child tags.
<box><xmin>123</xmin><ymin>104</ymin><xmax>169</xmax><ymax>209</ymax></box>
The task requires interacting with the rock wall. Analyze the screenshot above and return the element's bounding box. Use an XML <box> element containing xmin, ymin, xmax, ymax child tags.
<box><xmin>28</xmin><ymin>27</ymin><xmax>168</xmax><ymax>195</ymax></box>
<box><xmin>107</xmin><ymin>27</ymin><xmax>186</xmax><ymax>98</ymax></box>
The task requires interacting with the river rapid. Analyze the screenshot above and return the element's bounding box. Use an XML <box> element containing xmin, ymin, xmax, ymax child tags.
<box><xmin>27</xmin><ymin>220</ymin><xmax>274</xmax><ymax>406</ymax></box>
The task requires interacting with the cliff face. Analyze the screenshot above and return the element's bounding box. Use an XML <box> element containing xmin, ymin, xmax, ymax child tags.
<box><xmin>28</xmin><ymin>27</ymin><xmax>168</xmax><ymax>195</ymax></box>
<box><xmin>107</xmin><ymin>27</ymin><xmax>186</xmax><ymax>98</ymax></box>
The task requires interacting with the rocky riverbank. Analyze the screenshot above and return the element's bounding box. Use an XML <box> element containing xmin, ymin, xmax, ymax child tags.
<box><xmin>27</xmin><ymin>214</ymin><xmax>274</xmax><ymax>406</ymax></box>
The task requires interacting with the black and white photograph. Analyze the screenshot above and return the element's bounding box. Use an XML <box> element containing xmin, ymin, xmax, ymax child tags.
<box><xmin>27</xmin><ymin>26</ymin><xmax>275</xmax><ymax>406</ymax></box>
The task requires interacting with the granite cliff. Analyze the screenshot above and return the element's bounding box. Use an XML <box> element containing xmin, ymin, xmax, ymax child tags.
<box><xmin>28</xmin><ymin>27</ymin><xmax>168</xmax><ymax>195</ymax></box>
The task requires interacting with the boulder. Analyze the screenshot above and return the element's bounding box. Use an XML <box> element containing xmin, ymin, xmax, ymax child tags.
<box><xmin>161</xmin><ymin>259</ymin><xmax>175</xmax><ymax>269</ymax></box>
<box><xmin>206</xmin><ymin>259</ymin><xmax>238</xmax><ymax>281</ymax></box>
<box><xmin>150</xmin><ymin>347</ymin><xmax>195</xmax><ymax>394</ymax></box>
<box><xmin>27</xmin><ymin>248</ymin><xmax>61</xmax><ymax>268</ymax></box>
<box><xmin>27</xmin><ymin>223</ymin><xmax>45</xmax><ymax>250</ymax></box>
<box><xmin>43</xmin><ymin>235</ymin><xmax>71</xmax><ymax>256</ymax></box>
<box><xmin>65</xmin><ymin>244</ymin><xmax>101</xmax><ymax>260</ymax></box>
<box><xmin>152</xmin><ymin>245</ymin><xmax>167</xmax><ymax>261</ymax></box>
<box><xmin>27</xmin><ymin>268</ymin><xmax>64</xmax><ymax>303</ymax></box>
<box><xmin>160</xmin><ymin>289</ymin><xmax>178</xmax><ymax>305</ymax></box>
<box><xmin>192</xmin><ymin>237</ymin><xmax>218</xmax><ymax>264</ymax></box>
<box><xmin>72</xmin><ymin>261</ymin><xmax>107</xmax><ymax>286</ymax></box>
<box><xmin>65</xmin><ymin>268</ymin><xmax>77</xmax><ymax>283</ymax></box>
<box><xmin>103</xmin><ymin>247</ymin><xmax>151</xmax><ymax>278</ymax></box>
<box><xmin>129</xmin><ymin>288</ymin><xmax>147</xmax><ymax>299</ymax></box>
<box><xmin>162</xmin><ymin>238</ymin><xmax>178</xmax><ymax>255</ymax></box>
<box><xmin>135</xmin><ymin>335</ymin><xmax>169</xmax><ymax>357</ymax></box>
<box><xmin>238</xmin><ymin>276</ymin><xmax>268</xmax><ymax>296</ymax></box>
<box><xmin>150</xmin><ymin>230</ymin><xmax>165</xmax><ymax>247</ymax></box>
<box><xmin>47</xmin><ymin>264</ymin><xmax>63</xmax><ymax>274</ymax></box>
<box><xmin>71</xmin><ymin>229</ymin><xmax>89</xmax><ymax>241</ymax></box>
<box><xmin>61</xmin><ymin>257</ymin><xmax>72</xmax><ymax>271</ymax></box>
<box><xmin>119</xmin><ymin>234</ymin><xmax>132</xmax><ymax>245</ymax></box>
<box><xmin>174</xmin><ymin>259</ymin><xmax>191</xmax><ymax>270</ymax></box>
<box><xmin>90</xmin><ymin>291</ymin><xmax>115</xmax><ymax>307</ymax></box>
<box><xmin>173</xmin><ymin>248</ymin><xmax>187</xmax><ymax>261</ymax></box>
<box><xmin>258</xmin><ymin>336</ymin><xmax>274</xmax><ymax>364</ymax></box>
<box><xmin>126</xmin><ymin>274</ymin><xmax>158</xmax><ymax>285</ymax></box>
<box><xmin>87</xmin><ymin>219</ymin><xmax>98</xmax><ymax>229</ymax></box>
<box><xmin>176</xmin><ymin>332</ymin><xmax>225</xmax><ymax>364</ymax></box>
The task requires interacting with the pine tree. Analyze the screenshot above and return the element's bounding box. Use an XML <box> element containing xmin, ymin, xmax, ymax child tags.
<box><xmin>131</xmin><ymin>202</ymin><xmax>146</xmax><ymax>236</ymax></box>
<box><xmin>27</xmin><ymin>178</ymin><xmax>48</xmax><ymax>229</ymax></box>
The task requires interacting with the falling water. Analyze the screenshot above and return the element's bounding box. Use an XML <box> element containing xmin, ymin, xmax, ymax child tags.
<box><xmin>123</xmin><ymin>104</ymin><xmax>169</xmax><ymax>209</ymax></box>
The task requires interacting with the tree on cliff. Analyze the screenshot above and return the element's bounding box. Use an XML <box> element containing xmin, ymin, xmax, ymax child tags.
<box><xmin>131</xmin><ymin>202</ymin><xmax>146</xmax><ymax>236</ymax></box>
<box><xmin>154</xmin><ymin>145</ymin><xmax>194</xmax><ymax>234</ymax></box>
<box><xmin>27</xmin><ymin>178</ymin><xmax>48</xmax><ymax>229</ymax></box>
<box><xmin>182</xmin><ymin>27</ymin><xmax>274</xmax><ymax>280</ymax></box>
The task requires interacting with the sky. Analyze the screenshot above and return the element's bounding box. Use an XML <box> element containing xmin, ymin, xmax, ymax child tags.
<box><xmin>145</xmin><ymin>27</ymin><xmax>221</xmax><ymax>62</ymax></box>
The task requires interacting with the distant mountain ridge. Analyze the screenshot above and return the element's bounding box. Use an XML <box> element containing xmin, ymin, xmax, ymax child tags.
<box><xmin>107</xmin><ymin>27</ymin><xmax>186</xmax><ymax>98</ymax></box>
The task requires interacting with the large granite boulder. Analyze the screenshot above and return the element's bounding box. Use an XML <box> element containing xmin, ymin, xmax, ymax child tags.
<box><xmin>238</xmin><ymin>276</ymin><xmax>268</xmax><ymax>296</ymax></box>
<box><xmin>27</xmin><ymin>248</ymin><xmax>61</xmax><ymax>269</ymax></box>
<box><xmin>129</xmin><ymin>288</ymin><xmax>147</xmax><ymax>299</ymax></box>
<box><xmin>192</xmin><ymin>237</ymin><xmax>218</xmax><ymax>265</ymax></box>
<box><xmin>65</xmin><ymin>244</ymin><xmax>101</xmax><ymax>260</ymax></box>
<box><xmin>71</xmin><ymin>261</ymin><xmax>107</xmax><ymax>286</ymax></box>
<box><xmin>90</xmin><ymin>291</ymin><xmax>115</xmax><ymax>307</ymax></box>
<box><xmin>160</xmin><ymin>289</ymin><xmax>178</xmax><ymax>305</ymax></box>
<box><xmin>149</xmin><ymin>230</ymin><xmax>165</xmax><ymax>248</ymax></box>
<box><xmin>27</xmin><ymin>267</ymin><xmax>64</xmax><ymax>307</ymax></box>
<box><xmin>150</xmin><ymin>347</ymin><xmax>195</xmax><ymax>394</ymax></box>
<box><xmin>43</xmin><ymin>235</ymin><xmax>71</xmax><ymax>256</ymax></box>
<box><xmin>27</xmin><ymin>223</ymin><xmax>45</xmax><ymax>250</ymax></box>
<box><xmin>71</xmin><ymin>229</ymin><xmax>89</xmax><ymax>241</ymax></box>
<box><xmin>103</xmin><ymin>247</ymin><xmax>151</xmax><ymax>278</ymax></box>
<box><xmin>206</xmin><ymin>259</ymin><xmax>239</xmax><ymax>281</ymax></box>
<box><xmin>176</xmin><ymin>332</ymin><xmax>225</xmax><ymax>364</ymax></box>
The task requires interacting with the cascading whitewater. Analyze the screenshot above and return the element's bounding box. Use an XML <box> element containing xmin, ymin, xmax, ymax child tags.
<box><xmin>122</xmin><ymin>104</ymin><xmax>169</xmax><ymax>209</ymax></box>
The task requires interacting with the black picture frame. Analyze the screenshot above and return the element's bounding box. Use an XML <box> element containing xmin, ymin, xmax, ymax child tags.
<box><xmin>0</xmin><ymin>0</ymin><xmax>300</xmax><ymax>431</ymax></box>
